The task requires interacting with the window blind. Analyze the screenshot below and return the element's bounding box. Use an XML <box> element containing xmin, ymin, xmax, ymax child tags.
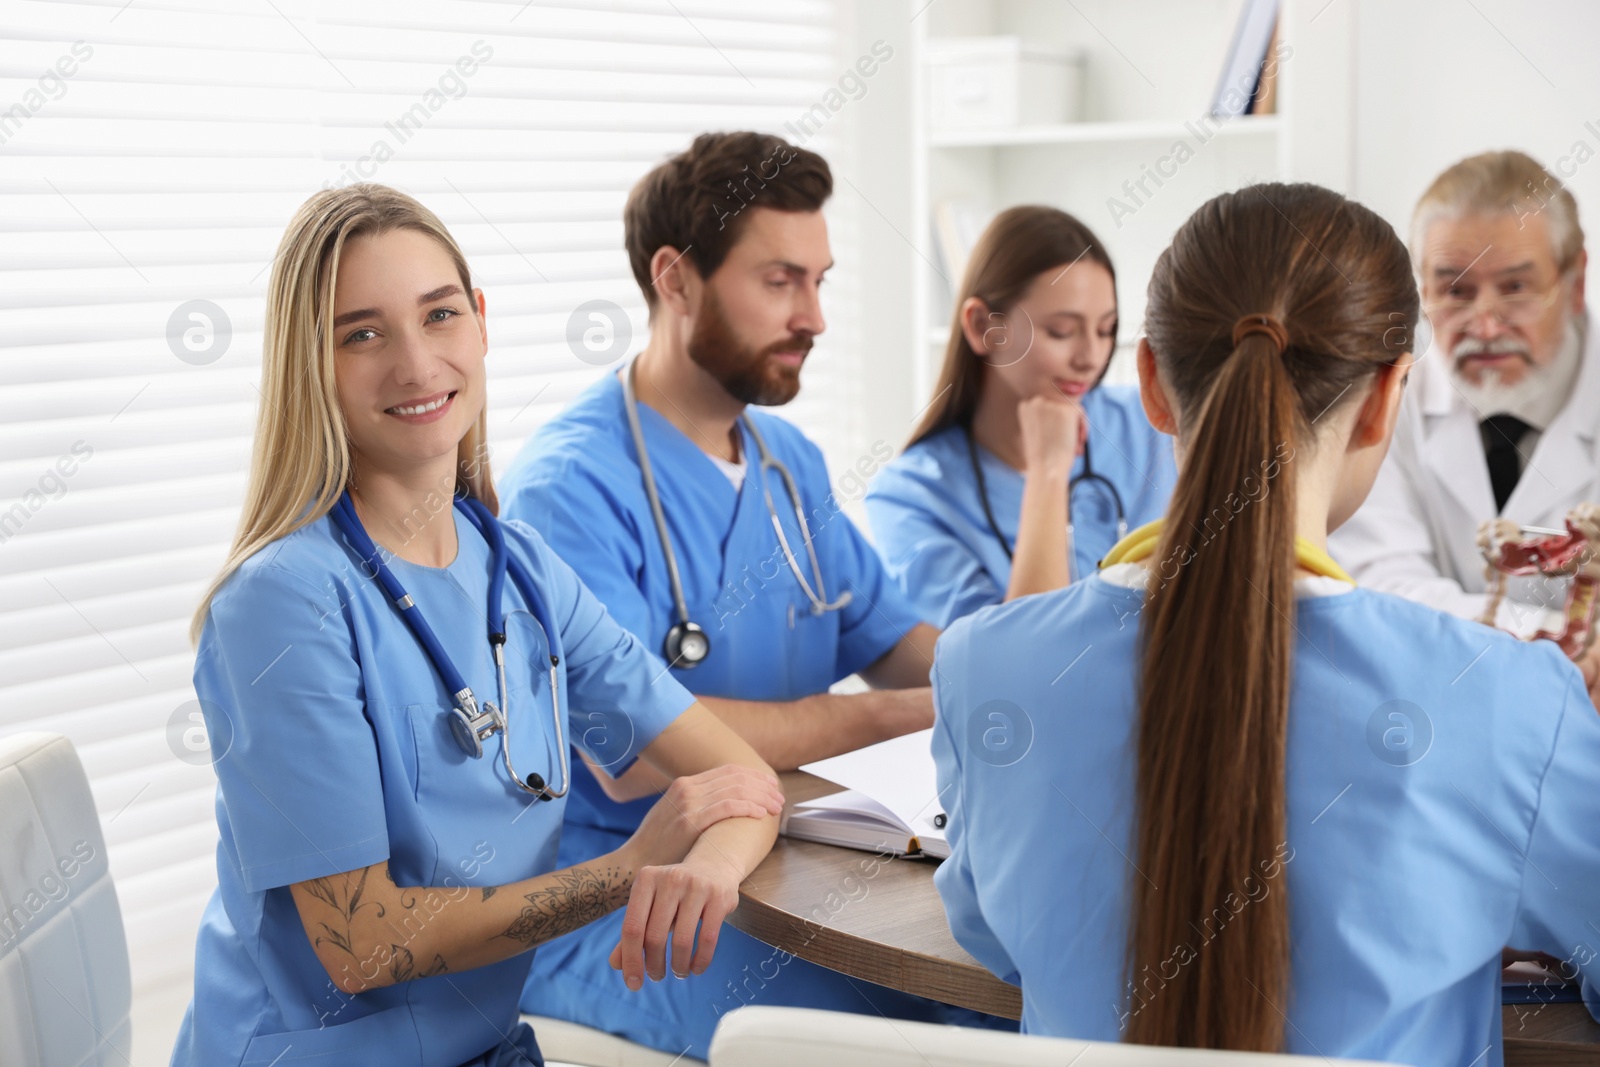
<box><xmin>0</xmin><ymin>0</ymin><xmax>856</xmax><ymax>1055</ymax></box>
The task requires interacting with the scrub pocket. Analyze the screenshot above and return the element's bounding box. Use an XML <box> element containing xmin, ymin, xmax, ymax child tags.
<box><xmin>241</xmin><ymin>1003</ymin><xmax>422</xmax><ymax>1064</ymax></box>
<box><xmin>500</xmin><ymin>607</ymin><xmax>562</xmax><ymax>794</ymax></box>
<box><xmin>402</xmin><ymin>609</ymin><xmax>561</xmax><ymax>884</ymax></box>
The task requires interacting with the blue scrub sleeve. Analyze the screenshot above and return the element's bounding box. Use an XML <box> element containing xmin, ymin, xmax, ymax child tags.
<box><xmin>1507</xmin><ymin>672</ymin><xmax>1600</xmax><ymax>1023</ymax></box>
<box><xmin>929</xmin><ymin>622</ymin><xmax>1022</xmax><ymax>986</ymax></box>
<box><xmin>509</xmin><ymin>520</ymin><xmax>696</xmax><ymax>776</ymax></box>
<box><xmin>827</xmin><ymin>509</ymin><xmax>930</xmax><ymax>680</ymax></box>
<box><xmin>198</xmin><ymin>565</ymin><xmax>389</xmax><ymax>892</ymax></box>
<box><xmin>865</xmin><ymin>490</ymin><xmax>1003</xmax><ymax>629</ymax></box>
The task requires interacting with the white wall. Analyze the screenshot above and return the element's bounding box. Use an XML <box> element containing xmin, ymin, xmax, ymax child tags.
<box><xmin>1309</xmin><ymin>0</ymin><xmax>1600</xmax><ymax>254</ymax></box>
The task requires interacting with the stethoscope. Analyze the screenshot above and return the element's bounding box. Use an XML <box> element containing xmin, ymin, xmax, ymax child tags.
<box><xmin>328</xmin><ymin>490</ymin><xmax>570</xmax><ymax>801</ymax></box>
<box><xmin>621</xmin><ymin>360</ymin><xmax>851</xmax><ymax>669</ymax></box>
<box><xmin>966</xmin><ymin>424</ymin><xmax>1127</xmax><ymax>564</ymax></box>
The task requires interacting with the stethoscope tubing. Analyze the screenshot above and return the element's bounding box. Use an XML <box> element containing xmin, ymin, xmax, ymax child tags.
<box><xmin>332</xmin><ymin>493</ymin><xmax>475</xmax><ymax>703</ymax></box>
<box><xmin>620</xmin><ymin>360</ymin><xmax>850</xmax><ymax>665</ymax></box>
<box><xmin>329</xmin><ymin>491</ymin><xmax>570</xmax><ymax>800</ymax></box>
<box><xmin>741</xmin><ymin>414</ymin><xmax>852</xmax><ymax>616</ymax></box>
<box><xmin>966</xmin><ymin>422</ymin><xmax>1128</xmax><ymax>563</ymax></box>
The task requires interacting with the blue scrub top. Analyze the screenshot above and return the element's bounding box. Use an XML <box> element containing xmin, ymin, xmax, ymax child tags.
<box><xmin>864</xmin><ymin>383</ymin><xmax>1177</xmax><ymax>627</ymax></box>
<box><xmin>172</xmin><ymin>506</ymin><xmax>694</xmax><ymax>1067</ymax></box>
<box><xmin>500</xmin><ymin>370</ymin><xmax>923</xmax><ymax>860</ymax></box>
<box><xmin>931</xmin><ymin>573</ymin><xmax>1600</xmax><ymax>1065</ymax></box>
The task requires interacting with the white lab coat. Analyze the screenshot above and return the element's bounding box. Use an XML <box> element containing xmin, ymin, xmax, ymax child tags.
<box><xmin>1331</xmin><ymin>318</ymin><xmax>1600</xmax><ymax>635</ymax></box>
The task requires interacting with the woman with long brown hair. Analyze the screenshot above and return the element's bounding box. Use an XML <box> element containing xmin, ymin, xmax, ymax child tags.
<box><xmin>929</xmin><ymin>183</ymin><xmax>1600</xmax><ymax>1061</ymax></box>
<box><xmin>865</xmin><ymin>205</ymin><xmax>1177</xmax><ymax>627</ymax></box>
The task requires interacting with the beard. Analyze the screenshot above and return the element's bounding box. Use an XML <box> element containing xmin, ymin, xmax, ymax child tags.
<box><xmin>1451</xmin><ymin>334</ymin><xmax>1535</xmax><ymax>387</ymax></box>
<box><xmin>1450</xmin><ymin>315</ymin><xmax>1582</xmax><ymax>425</ymax></box>
<box><xmin>687</xmin><ymin>288</ymin><xmax>812</xmax><ymax>407</ymax></box>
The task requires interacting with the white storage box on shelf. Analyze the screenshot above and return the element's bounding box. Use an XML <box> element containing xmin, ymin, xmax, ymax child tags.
<box><xmin>925</xmin><ymin>36</ymin><xmax>1085</xmax><ymax>131</ymax></box>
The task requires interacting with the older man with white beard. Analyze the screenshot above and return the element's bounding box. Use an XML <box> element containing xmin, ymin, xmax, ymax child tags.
<box><xmin>1331</xmin><ymin>149</ymin><xmax>1600</xmax><ymax>698</ymax></box>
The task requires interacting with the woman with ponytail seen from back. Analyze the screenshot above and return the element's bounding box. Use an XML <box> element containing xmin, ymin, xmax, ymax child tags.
<box><xmin>929</xmin><ymin>182</ymin><xmax>1600</xmax><ymax>1062</ymax></box>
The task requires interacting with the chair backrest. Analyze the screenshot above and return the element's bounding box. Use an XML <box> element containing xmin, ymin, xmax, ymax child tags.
<box><xmin>709</xmin><ymin>1007</ymin><xmax>1405</xmax><ymax>1067</ymax></box>
<box><xmin>0</xmin><ymin>733</ymin><xmax>132</xmax><ymax>1067</ymax></box>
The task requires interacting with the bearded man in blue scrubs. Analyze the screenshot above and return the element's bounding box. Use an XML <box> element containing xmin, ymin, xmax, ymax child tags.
<box><xmin>501</xmin><ymin>131</ymin><xmax>966</xmax><ymax>1056</ymax></box>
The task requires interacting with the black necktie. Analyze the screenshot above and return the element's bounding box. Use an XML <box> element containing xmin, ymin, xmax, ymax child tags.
<box><xmin>1481</xmin><ymin>414</ymin><xmax>1533</xmax><ymax>513</ymax></box>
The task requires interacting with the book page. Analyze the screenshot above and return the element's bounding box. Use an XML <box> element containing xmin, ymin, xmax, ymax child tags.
<box><xmin>800</xmin><ymin>729</ymin><xmax>949</xmax><ymax>840</ymax></box>
<box><xmin>793</xmin><ymin>789</ymin><xmax>903</xmax><ymax>828</ymax></box>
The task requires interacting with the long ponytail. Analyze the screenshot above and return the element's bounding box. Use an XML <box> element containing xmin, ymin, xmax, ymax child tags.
<box><xmin>1126</xmin><ymin>183</ymin><xmax>1417</xmax><ymax>1049</ymax></box>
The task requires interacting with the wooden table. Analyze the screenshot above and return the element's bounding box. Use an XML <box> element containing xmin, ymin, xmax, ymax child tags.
<box><xmin>729</xmin><ymin>773</ymin><xmax>1600</xmax><ymax>1064</ymax></box>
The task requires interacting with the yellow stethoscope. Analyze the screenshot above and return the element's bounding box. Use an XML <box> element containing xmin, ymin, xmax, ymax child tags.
<box><xmin>1101</xmin><ymin>519</ymin><xmax>1356</xmax><ymax>584</ymax></box>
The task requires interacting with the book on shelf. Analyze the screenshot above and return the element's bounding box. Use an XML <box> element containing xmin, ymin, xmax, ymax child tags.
<box><xmin>1212</xmin><ymin>0</ymin><xmax>1280</xmax><ymax>118</ymax></box>
<box><xmin>1248</xmin><ymin>17</ymin><xmax>1282</xmax><ymax>115</ymax></box>
<box><xmin>931</xmin><ymin>197</ymin><xmax>989</xmax><ymax>310</ymax></box>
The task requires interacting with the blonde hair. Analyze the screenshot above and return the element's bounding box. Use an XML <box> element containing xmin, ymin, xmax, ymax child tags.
<box><xmin>189</xmin><ymin>183</ymin><xmax>496</xmax><ymax>644</ymax></box>
<box><xmin>1411</xmin><ymin>149</ymin><xmax>1585</xmax><ymax>275</ymax></box>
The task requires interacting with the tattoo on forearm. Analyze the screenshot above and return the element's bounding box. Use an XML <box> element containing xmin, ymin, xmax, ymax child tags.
<box><xmin>481</xmin><ymin>886</ymin><xmax>496</xmax><ymax>901</ymax></box>
<box><xmin>304</xmin><ymin>867</ymin><xmax>386</xmax><ymax>961</ymax></box>
<box><xmin>300</xmin><ymin>864</ymin><xmax>455</xmax><ymax>989</ymax></box>
<box><xmin>388</xmin><ymin>945</ymin><xmax>449</xmax><ymax>983</ymax></box>
<box><xmin>386</xmin><ymin>864</ymin><xmax>417</xmax><ymax>910</ymax></box>
<box><xmin>496</xmin><ymin>866</ymin><xmax>629</xmax><ymax>949</ymax></box>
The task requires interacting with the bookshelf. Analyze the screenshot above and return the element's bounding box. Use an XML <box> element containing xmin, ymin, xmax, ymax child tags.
<box><xmin>918</xmin><ymin>0</ymin><xmax>1295</xmax><ymax>394</ymax></box>
<box><xmin>927</xmin><ymin>116</ymin><xmax>1282</xmax><ymax>150</ymax></box>
<box><xmin>840</xmin><ymin>0</ymin><xmax>1355</xmax><ymax>440</ymax></box>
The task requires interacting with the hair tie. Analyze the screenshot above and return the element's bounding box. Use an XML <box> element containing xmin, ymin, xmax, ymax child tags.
<box><xmin>1231</xmin><ymin>313</ymin><xmax>1290</xmax><ymax>355</ymax></box>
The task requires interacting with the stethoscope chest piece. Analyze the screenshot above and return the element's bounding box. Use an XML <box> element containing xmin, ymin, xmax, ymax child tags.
<box><xmin>664</xmin><ymin>620</ymin><xmax>710</xmax><ymax>668</ymax></box>
<box><xmin>449</xmin><ymin>698</ymin><xmax>501</xmax><ymax>760</ymax></box>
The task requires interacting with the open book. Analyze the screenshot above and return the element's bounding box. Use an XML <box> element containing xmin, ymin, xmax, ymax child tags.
<box><xmin>1501</xmin><ymin>959</ymin><xmax>1582</xmax><ymax>1005</ymax></box>
<box><xmin>782</xmin><ymin>729</ymin><xmax>950</xmax><ymax>859</ymax></box>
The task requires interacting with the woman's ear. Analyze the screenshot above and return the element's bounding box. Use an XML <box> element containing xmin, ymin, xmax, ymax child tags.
<box><xmin>959</xmin><ymin>296</ymin><xmax>993</xmax><ymax>356</ymax></box>
<box><xmin>1136</xmin><ymin>339</ymin><xmax>1177</xmax><ymax>435</ymax></box>
<box><xmin>1349</xmin><ymin>354</ymin><xmax>1413</xmax><ymax>451</ymax></box>
<box><xmin>473</xmin><ymin>288</ymin><xmax>488</xmax><ymax>347</ymax></box>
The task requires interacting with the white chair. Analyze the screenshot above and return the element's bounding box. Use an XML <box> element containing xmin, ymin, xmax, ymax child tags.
<box><xmin>0</xmin><ymin>732</ymin><xmax>132</xmax><ymax>1067</ymax></box>
<box><xmin>708</xmin><ymin>1006</ymin><xmax>1403</xmax><ymax>1066</ymax></box>
<box><xmin>523</xmin><ymin>1012</ymin><xmax>707</xmax><ymax>1067</ymax></box>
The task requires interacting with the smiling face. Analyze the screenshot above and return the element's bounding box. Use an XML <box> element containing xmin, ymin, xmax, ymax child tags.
<box><xmin>330</xmin><ymin>227</ymin><xmax>487</xmax><ymax>479</ymax></box>
<box><xmin>1420</xmin><ymin>211</ymin><xmax>1580</xmax><ymax>388</ymax></box>
<box><xmin>979</xmin><ymin>260</ymin><xmax>1118</xmax><ymax>404</ymax></box>
<box><xmin>686</xmin><ymin>206</ymin><xmax>831</xmax><ymax>406</ymax></box>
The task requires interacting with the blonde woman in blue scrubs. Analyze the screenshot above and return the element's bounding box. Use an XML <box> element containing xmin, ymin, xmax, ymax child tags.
<box><xmin>931</xmin><ymin>183</ymin><xmax>1600</xmax><ymax>1060</ymax></box>
<box><xmin>172</xmin><ymin>184</ymin><xmax>785</xmax><ymax>1067</ymax></box>
<box><xmin>866</xmin><ymin>206</ymin><xmax>1177</xmax><ymax>627</ymax></box>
